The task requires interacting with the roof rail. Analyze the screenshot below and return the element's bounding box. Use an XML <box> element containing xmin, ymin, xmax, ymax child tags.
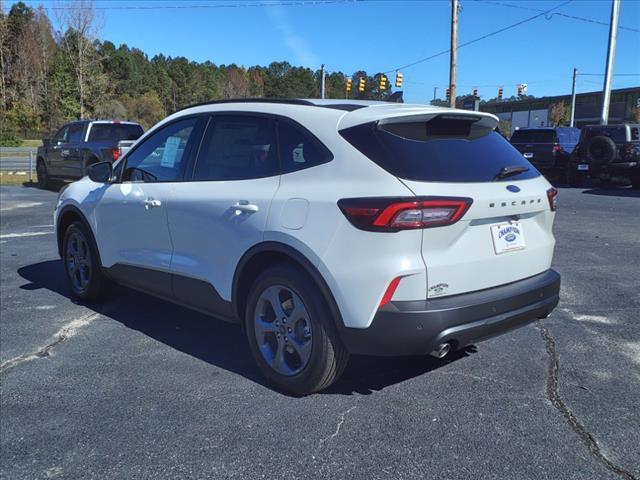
<box><xmin>177</xmin><ymin>98</ymin><xmax>316</xmax><ymax>113</ymax></box>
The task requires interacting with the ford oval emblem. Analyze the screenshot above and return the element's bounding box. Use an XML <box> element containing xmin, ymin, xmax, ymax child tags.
<box><xmin>505</xmin><ymin>233</ymin><xmax>517</xmax><ymax>242</ymax></box>
<box><xmin>506</xmin><ymin>185</ymin><xmax>520</xmax><ymax>193</ymax></box>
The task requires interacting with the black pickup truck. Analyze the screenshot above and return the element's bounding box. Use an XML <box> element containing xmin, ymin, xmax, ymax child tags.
<box><xmin>36</xmin><ymin>120</ymin><xmax>143</xmax><ymax>188</ymax></box>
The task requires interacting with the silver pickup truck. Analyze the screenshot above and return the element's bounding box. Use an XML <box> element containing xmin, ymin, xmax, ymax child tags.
<box><xmin>36</xmin><ymin>120</ymin><xmax>143</xmax><ymax>188</ymax></box>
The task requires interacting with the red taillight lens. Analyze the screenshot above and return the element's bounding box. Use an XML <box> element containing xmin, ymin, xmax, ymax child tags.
<box><xmin>546</xmin><ymin>187</ymin><xmax>558</xmax><ymax>211</ymax></box>
<box><xmin>552</xmin><ymin>143</ymin><xmax>561</xmax><ymax>153</ymax></box>
<box><xmin>338</xmin><ymin>197</ymin><xmax>472</xmax><ymax>232</ymax></box>
<box><xmin>111</xmin><ymin>147</ymin><xmax>120</xmax><ymax>161</ymax></box>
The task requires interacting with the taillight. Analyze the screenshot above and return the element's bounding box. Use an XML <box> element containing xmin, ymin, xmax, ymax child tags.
<box><xmin>546</xmin><ymin>187</ymin><xmax>558</xmax><ymax>211</ymax></box>
<box><xmin>338</xmin><ymin>197</ymin><xmax>472</xmax><ymax>232</ymax></box>
<box><xmin>111</xmin><ymin>147</ymin><xmax>120</xmax><ymax>161</ymax></box>
<box><xmin>552</xmin><ymin>143</ymin><xmax>561</xmax><ymax>154</ymax></box>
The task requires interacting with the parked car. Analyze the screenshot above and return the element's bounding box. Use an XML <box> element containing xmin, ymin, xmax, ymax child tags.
<box><xmin>36</xmin><ymin>120</ymin><xmax>144</xmax><ymax>188</ymax></box>
<box><xmin>509</xmin><ymin>127</ymin><xmax>580</xmax><ymax>182</ymax></box>
<box><xmin>54</xmin><ymin>99</ymin><xmax>561</xmax><ymax>395</ymax></box>
<box><xmin>567</xmin><ymin>123</ymin><xmax>640</xmax><ymax>188</ymax></box>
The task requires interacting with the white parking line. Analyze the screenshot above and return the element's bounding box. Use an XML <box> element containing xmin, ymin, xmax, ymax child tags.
<box><xmin>0</xmin><ymin>201</ymin><xmax>43</xmax><ymax>212</ymax></box>
<box><xmin>0</xmin><ymin>231</ymin><xmax>53</xmax><ymax>239</ymax></box>
<box><xmin>0</xmin><ymin>312</ymin><xmax>100</xmax><ymax>373</ymax></box>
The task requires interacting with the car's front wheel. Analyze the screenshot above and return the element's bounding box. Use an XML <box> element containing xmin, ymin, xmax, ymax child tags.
<box><xmin>62</xmin><ymin>221</ymin><xmax>111</xmax><ymax>301</ymax></box>
<box><xmin>245</xmin><ymin>263</ymin><xmax>349</xmax><ymax>395</ymax></box>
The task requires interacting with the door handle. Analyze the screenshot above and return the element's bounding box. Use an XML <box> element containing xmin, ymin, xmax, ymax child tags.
<box><xmin>232</xmin><ymin>202</ymin><xmax>258</xmax><ymax>213</ymax></box>
<box><xmin>143</xmin><ymin>198</ymin><xmax>162</xmax><ymax>209</ymax></box>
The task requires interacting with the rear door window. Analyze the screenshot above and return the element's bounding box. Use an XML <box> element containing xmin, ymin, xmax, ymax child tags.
<box><xmin>340</xmin><ymin>116</ymin><xmax>540</xmax><ymax>183</ymax></box>
<box><xmin>192</xmin><ymin>115</ymin><xmax>278</xmax><ymax>181</ymax></box>
<box><xmin>88</xmin><ymin>123</ymin><xmax>144</xmax><ymax>143</ymax></box>
<box><xmin>510</xmin><ymin>129</ymin><xmax>555</xmax><ymax>143</ymax></box>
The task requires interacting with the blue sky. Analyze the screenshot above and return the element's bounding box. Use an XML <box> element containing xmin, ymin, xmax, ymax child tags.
<box><xmin>9</xmin><ymin>0</ymin><xmax>640</xmax><ymax>102</ymax></box>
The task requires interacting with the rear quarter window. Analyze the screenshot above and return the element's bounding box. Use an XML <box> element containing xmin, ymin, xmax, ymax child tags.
<box><xmin>340</xmin><ymin>117</ymin><xmax>540</xmax><ymax>183</ymax></box>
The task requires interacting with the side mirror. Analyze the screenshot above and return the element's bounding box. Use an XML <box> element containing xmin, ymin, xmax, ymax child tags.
<box><xmin>88</xmin><ymin>161</ymin><xmax>113</xmax><ymax>183</ymax></box>
<box><xmin>42</xmin><ymin>138</ymin><xmax>50</xmax><ymax>147</ymax></box>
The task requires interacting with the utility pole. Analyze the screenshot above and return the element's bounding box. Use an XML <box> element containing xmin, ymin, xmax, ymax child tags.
<box><xmin>569</xmin><ymin>68</ymin><xmax>578</xmax><ymax>127</ymax></box>
<box><xmin>320</xmin><ymin>64</ymin><xmax>326</xmax><ymax>99</ymax></box>
<box><xmin>448</xmin><ymin>0</ymin><xmax>458</xmax><ymax>108</ymax></box>
<box><xmin>601</xmin><ymin>0</ymin><xmax>620</xmax><ymax>125</ymax></box>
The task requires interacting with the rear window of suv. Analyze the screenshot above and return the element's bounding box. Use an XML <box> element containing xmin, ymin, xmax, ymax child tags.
<box><xmin>510</xmin><ymin>129</ymin><xmax>555</xmax><ymax>143</ymax></box>
<box><xmin>582</xmin><ymin>126</ymin><xmax>627</xmax><ymax>143</ymax></box>
<box><xmin>340</xmin><ymin>116</ymin><xmax>540</xmax><ymax>183</ymax></box>
<box><xmin>88</xmin><ymin>123</ymin><xmax>144</xmax><ymax>142</ymax></box>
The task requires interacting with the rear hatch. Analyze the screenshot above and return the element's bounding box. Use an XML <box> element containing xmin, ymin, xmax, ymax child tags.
<box><xmin>340</xmin><ymin>110</ymin><xmax>556</xmax><ymax>298</ymax></box>
<box><xmin>510</xmin><ymin>129</ymin><xmax>558</xmax><ymax>169</ymax></box>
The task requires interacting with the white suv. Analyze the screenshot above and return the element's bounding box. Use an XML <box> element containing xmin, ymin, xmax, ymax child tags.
<box><xmin>55</xmin><ymin>99</ymin><xmax>561</xmax><ymax>395</ymax></box>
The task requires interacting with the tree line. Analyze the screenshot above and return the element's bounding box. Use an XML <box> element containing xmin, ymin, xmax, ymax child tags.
<box><xmin>1</xmin><ymin>1</ymin><xmax>398</xmax><ymax>144</ymax></box>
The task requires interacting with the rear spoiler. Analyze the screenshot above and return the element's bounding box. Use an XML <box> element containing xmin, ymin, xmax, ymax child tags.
<box><xmin>339</xmin><ymin>107</ymin><xmax>499</xmax><ymax>131</ymax></box>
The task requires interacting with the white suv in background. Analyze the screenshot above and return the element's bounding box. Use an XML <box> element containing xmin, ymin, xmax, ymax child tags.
<box><xmin>55</xmin><ymin>99</ymin><xmax>561</xmax><ymax>395</ymax></box>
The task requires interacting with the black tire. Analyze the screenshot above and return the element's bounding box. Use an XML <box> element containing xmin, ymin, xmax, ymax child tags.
<box><xmin>245</xmin><ymin>263</ymin><xmax>349</xmax><ymax>395</ymax></box>
<box><xmin>36</xmin><ymin>159</ymin><xmax>51</xmax><ymax>189</ymax></box>
<box><xmin>587</xmin><ymin>135</ymin><xmax>617</xmax><ymax>164</ymax></box>
<box><xmin>62</xmin><ymin>221</ymin><xmax>111</xmax><ymax>301</ymax></box>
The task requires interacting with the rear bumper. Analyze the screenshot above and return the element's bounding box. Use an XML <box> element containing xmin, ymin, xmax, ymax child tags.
<box><xmin>340</xmin><ymin>269</ymin><xmax>561</xmax><ymax>356</ymax></box>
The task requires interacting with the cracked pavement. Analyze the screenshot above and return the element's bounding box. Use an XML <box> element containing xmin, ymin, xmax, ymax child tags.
<box><xmin>1</xmin><ymin>184</ymin><xmax>639</xmax><ymax>479</ymax></box>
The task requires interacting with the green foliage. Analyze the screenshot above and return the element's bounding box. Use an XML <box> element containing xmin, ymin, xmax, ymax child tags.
<box><xmin>0</xmin><ymin>132</ymin><xmax>22</xmax><ymax>147</ymax></box>
<box><xmin>548</xmin><ymin>101</ymin><xmax>569</xmax><ymax>126</ymax></box>
<box><xmin>1</xmin><ymin>3</ymin><xmax>396</xmax><ymax>138</ymax></box>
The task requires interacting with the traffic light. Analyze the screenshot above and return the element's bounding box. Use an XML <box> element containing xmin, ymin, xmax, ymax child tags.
<box><xmin>358</xmin><ymin>77</ymin><xmax>366</xmax><ymax>92</ymax></box>
<box><xmin>498</xmin><ymin>86</ymin><xmax>503</xmax><ymax>100</ymax></box>
<box><xmin>379</xmin><ymin>74</ymin><xmax>387</xmax><ymax>90</ymax></box>
<box><xmin>446</xmin><ymin>87</ymin><xmax>451</xmax><ymax>100</ymax></box>
<box><xmin>473</xmin><ymin>87</ymin><xmax>478</xmax><ymax>97</ymax></box>
<box><xmin>395</xmin><ymin>71</ymin><xmax>403</xmax><ymax>88</ymax></box>
<box><xmin>517</xmin><ymin>84</ymin><xmax>523</xmax><ymax>96</ymax></box>
<box><xmin>346</xmin><ymin>78</ymin><xmax>352</xmax><ymax>94</ymax></box>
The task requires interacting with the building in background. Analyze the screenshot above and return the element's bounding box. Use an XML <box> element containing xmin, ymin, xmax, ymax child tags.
<box><xmin>481</xmin><ymin>86</ymin><xmax>640</xmax><ymax>135</ymax></box>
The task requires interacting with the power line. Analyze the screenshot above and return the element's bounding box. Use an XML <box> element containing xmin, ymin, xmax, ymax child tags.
<box><xmin>473</xmin><ymin>0</ymin><xmax>640</xmax><ymax>33</ymax></box>
<box><xmin>380</xmin><ymin>0</ymin><xmax>572</xmax><ymax>74</ymax></box>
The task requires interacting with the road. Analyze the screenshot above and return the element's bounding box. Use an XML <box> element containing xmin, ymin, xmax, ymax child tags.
<box><xmin>1</xmin><ymin>184</ymin><xmax>638</xmax><ymax>480</ymax></box>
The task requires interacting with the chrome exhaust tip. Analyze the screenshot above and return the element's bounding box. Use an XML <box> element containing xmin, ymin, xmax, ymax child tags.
<box><xmin>430</xmin><ymin>343</ymin><xmax>451</xmax><ymax>359</ymax></box>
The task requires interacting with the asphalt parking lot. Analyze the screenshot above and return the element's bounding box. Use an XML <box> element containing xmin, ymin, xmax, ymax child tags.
<box><xmin>1</xmin><ymin>184</ymin><xmax>639</xmax><ymax>480</ymax></box>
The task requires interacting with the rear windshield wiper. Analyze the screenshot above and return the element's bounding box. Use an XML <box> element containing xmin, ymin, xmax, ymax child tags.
<box><xmin>494</xmin><ymin>165</ymin><xmax>529</xmax><ymax>181</ymax></box>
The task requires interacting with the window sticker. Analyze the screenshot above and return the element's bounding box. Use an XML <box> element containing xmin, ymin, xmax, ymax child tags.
<box><xmin>292</xmin><ymin>144</ymin><xmax>305</xmax><ymax>163</ymax></box>
<box><xmin>161</xmin><ymin>136</ymin><xmax>181</xmax><ymax>168</ymax></box>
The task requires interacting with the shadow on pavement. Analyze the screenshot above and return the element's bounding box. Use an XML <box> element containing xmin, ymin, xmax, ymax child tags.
<box><xmin>580</xmin><ymin>186</ymin><xmax>640</xmax><ymax>198</ymax></box>
<box><xmin>17</xmin><ymin>259</ymin><xmax>471</xmax><ymax>396</ymax></box>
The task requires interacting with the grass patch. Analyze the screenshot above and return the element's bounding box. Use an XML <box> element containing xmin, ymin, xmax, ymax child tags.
<box><xmin>0</xmin><ymin>172</ymin><xmax>38</xmax><ymax>185</ymax></box>
<box><xmin>20</xmin><ymin>139</ymin><xmax>42</xmax><ymax>148</ymax></box>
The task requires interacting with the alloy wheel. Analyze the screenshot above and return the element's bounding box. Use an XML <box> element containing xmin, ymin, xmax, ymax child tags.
<box><xmin>66</xmin><ymin>231</ymin><xmax>92</xmax><ymax>292</ymax></box>
<box><xmin>254</xmin><ymin>285</ymin><xmax>313</xmax><ymax>376</ymax></box>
